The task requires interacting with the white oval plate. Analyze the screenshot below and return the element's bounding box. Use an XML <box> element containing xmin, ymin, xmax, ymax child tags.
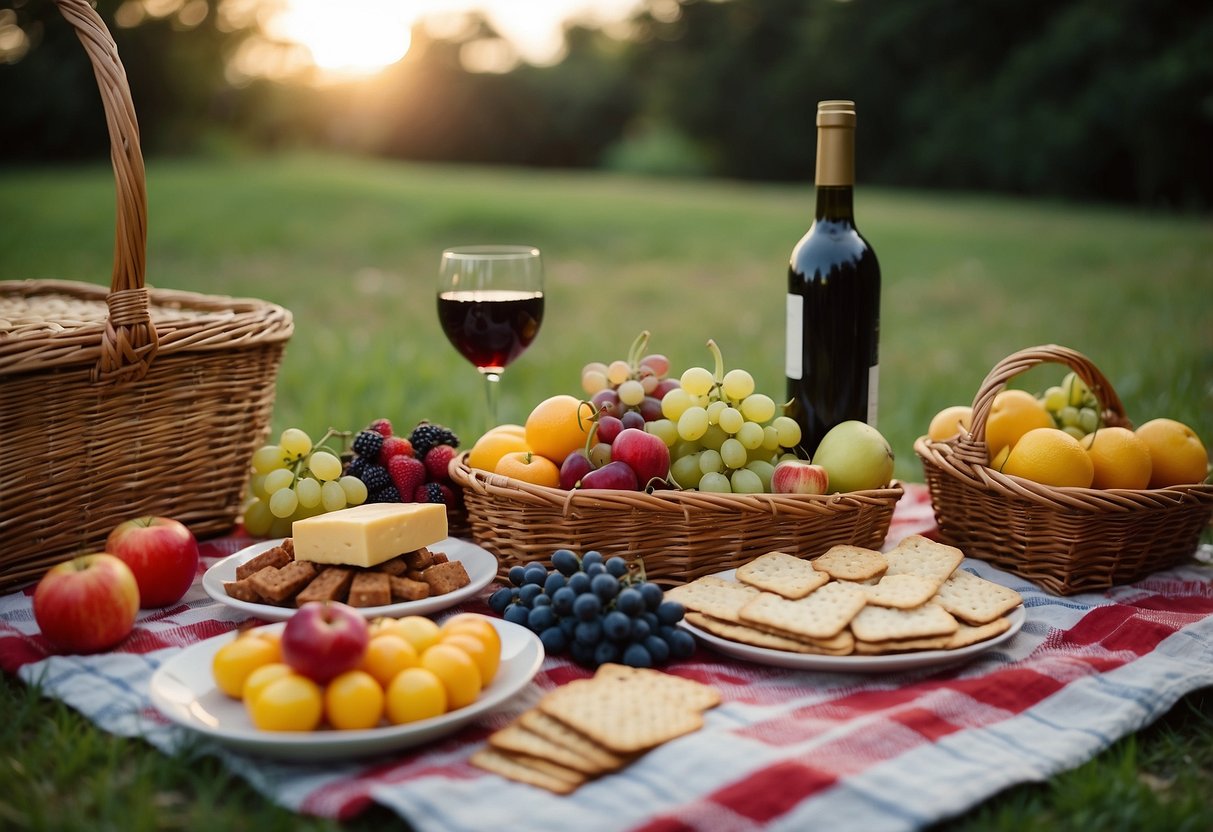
<box><xmin>678</xmin><ymin>569</ymin><xmax>1025</xmax><ymax>673</ymax></box>
<box><xmin>149</xmin><ymin>617</ymin><xmax>543</xmax><ymax>760</ymax></box>
<box><xmin>202</xmin><ymin>537</ymin><xmax>498</xmax><ymax>621</ymax></box>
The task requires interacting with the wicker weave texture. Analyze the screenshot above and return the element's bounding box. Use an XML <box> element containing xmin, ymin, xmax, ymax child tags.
<box><xmin>451</xmin><ymin>458</ymin><xmax>903</xmax><ymax>585</ymax></box>
<box><xmin>0</xmin><ymin>1</ymin><xmax>292</xmax><ymax>589</ymax></box>
<box><xmin>916</xmin><ymin>345</ymin><xmax>1213</xmax><ymax>595</ymax></box>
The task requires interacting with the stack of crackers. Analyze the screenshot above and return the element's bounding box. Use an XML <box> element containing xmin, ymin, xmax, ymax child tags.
<box><xmin>665</xmin><ymin>535</ymin><xmax>1022</xmax><ymax>657</ymax></box>
<box><xmin>222</xmin><ymin>539</ymin><xmax>471</xmax><ymax>608</ymax></box>
<box><xmin>471</xmin><ymin>664</ymin><xmax>720</xmax><ymax>794</ymax></box>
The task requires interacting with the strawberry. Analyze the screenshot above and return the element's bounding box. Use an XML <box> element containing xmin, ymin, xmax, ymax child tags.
<box><xmin>387</xmin><ymin>455</ymin><xmax>426</xmax><ymax>499</ymax></box>
<box><xmin>424</xmin><ymin>444</ymin><xmax>459</xmax><ymax>483</ymax></box>
<box><xmin>368</xmin><ymin>418</ymin><xmax>393</xmax><ymax>437</ymax></box>
<box><xmin>379</xmin><ymin>435</ymin><xmax>414</xmax><ymax>464</ymax></box>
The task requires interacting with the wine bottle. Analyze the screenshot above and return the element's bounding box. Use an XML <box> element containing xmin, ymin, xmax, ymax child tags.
<box><xmin>785</xmin><ymin>99</ymin><xmax>881</xmax><ymax>455</ymax></box>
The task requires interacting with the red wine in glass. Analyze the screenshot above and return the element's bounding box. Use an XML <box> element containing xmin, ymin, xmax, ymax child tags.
<box><xmin>436</xmin><ymin>289</ymin><xmax>544</xmax><ymax>375</ymax></box>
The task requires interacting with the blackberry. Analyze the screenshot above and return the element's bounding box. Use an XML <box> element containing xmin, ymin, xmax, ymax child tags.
<box><xmin>352</xmin><ymin>429</ymin><xmax>385</xmax><ymax>459</ymax></box>
<box><xmin>346</xmin><ymin>456</ymin><xmax>369</xmax><ymax>479</ymax></box>
<box><xmin>418</xmin><ymin>481</ymin><xmax>447</xmax><ymax>504</ymax></box>
<box><xmin>372</xmin><ymin>485</ymin><xmax>402</xmax><ymax>503</ymax></box>
<box><xmin>358</xmin><ymin>463</ymin><xmax>391</xmax><ymax>493</ymax></box>
<box><xmin>409</xmin><ymin>422</ymin><xmax>459</xmax><ymax>459</ymax></box>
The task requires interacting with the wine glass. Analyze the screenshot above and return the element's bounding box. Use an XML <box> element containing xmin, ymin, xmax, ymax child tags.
<box><xmin>437</xmin><ymin>245</ymin><xmax>545</xmax><ymax>429</ymax></box>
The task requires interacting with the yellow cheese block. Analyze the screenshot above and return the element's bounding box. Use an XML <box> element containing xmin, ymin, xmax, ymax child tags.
<box><xmin>291</xmin><ymin>502</ymin><xmax>448</xmax><ymax>568</ymax></box>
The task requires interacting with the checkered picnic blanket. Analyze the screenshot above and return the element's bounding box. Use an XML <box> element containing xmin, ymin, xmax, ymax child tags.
<box><xmin>3</xmin><ymin>483</ymin><xmax>1212</xmax><ymax>831</ymax></box>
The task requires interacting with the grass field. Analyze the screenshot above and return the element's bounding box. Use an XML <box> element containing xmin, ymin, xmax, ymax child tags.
<box><xmin>1</xmin><ymin>154</ymin><xmax>1211</xmax><ymax>829</ymax></box>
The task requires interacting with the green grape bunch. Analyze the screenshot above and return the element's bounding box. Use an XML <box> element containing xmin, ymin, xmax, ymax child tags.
<box><xmin>1040</xmin><ymin>372</ymin><xmax>1102</xmax><ymax>440</ymax></box>
<box><xmin>648</xmin><ymin>340</ymin><xmax>802</xmax><ymax>494</ymax></box>
<box><xmin>243</xmin><ymin>427</ymin><xmax>368</xmax><ymax>538</ymax></box>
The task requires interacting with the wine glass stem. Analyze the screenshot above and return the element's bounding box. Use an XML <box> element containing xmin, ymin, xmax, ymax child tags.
<box><xmin>483</xmin><ymin>372</ymin><xmax>501</xmax><ymax>430</ymax></box>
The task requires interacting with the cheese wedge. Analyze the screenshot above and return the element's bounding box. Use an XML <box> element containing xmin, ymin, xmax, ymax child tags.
<box><xmin>291</xmin><ymin>503</ymin><xmax>448</xmax><ymax>568</ymax></box>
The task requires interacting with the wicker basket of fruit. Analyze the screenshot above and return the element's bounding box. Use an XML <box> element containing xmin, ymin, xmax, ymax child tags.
<box><xmin>449</xmin><ymin>336</ymin><xmax>904</xmax><ymax>585</ymax></box>
<box><xmin>915</xmin><ymin>344</ymin><xmax>1213</xmax><ymax>595</ymax></box>
<box><xmin>0</xmin><ymin>0</ymin><xmax>292</xmax><ymax>590</ymax></box>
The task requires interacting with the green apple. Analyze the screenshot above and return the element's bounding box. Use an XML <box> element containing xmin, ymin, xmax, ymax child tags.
<box><xmin>812</xmin><ymin>421</ymin><xmax>894</xmax><ymax>493</ymax></box>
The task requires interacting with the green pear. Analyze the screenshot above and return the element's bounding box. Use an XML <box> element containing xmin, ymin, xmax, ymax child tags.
<box><xmin>812</xmin><ymin>421</ymin><xmax>894</xmax><ymax>493</ymax></box>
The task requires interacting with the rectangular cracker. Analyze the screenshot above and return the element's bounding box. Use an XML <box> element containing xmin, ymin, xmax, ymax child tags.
<box><xmin>686</xmin><ymin>612</ymin><xmax>853</xmax><ymax>655</ymax></box>
<box><xmin>663</xmin><ymin>576</ymin><xmax>761</xmax><ymax>623</ymax></box>
<box><xmin>294</xmin><ymin>567</ymin><xmax>354</xmax><ymax>606</ymax></box>
<box><xmin>388</xmin><ymin>575</ymin><xmax>430</xmax><ymax>602</ymax></box>
<box><xmin>864</xmin><ymin>574</ymin><xmax>941</xmax><ymax>609</ymax></box>
<box><xmin>946</xmin><ymin>615</ymin><xmax>1013</xmax><ymax>648</ymax></box>
<box><xmin>592</xmin><ymin>664</ymin><xmax>721</xmax><ymax>711</ymax></box>
<box><xmin>739</xmin><ymin>582</ymin><xmax>868</xmax><ymax>641</ymax></box>
<box><xmin>222</xmin><ymin>578</ymin><xmax>264</xmax><ymax>603</ymax></box>
<box><xmin>884</xmin><ymin>535</ymin><xmax>964</xmax><ymax>583</ymax></box>
<box><xmin>374</xmin><ymin>556</ymin><xmax>409</xmax><ymax>577</ymax></box>
<box><xmin>517</xmin><ymin>710</ymin><xmax>629</xmax><ymax>771</ymax></box>
<box><xmin>488</xmin><ymin>722</ymin><xmax>611</xmax><ymax>776</ymax></box>
<box><xmin>736</xmin><ymin>552</ymin><xmax>829</xmax><ymax>599</ymax></box>
<box><xmin>934</xmin><ymin>570</ymin><xmax>1023</xmax><ymax>625</ymax></box>
<box><xmin>248</xmin><ymin>561</ymin><xmax>318</xmax><ymax>603</ymax></box>
<box><xmin>404</xmin><ymin>548</ymin><xmax>435</xmax><ymax>570</ymax></box>
<box><xmin>347</xmin><ymin>571</ymin><xmax>392</xmax><ymax>607</ymax></box>
<box><xmin>469</xmin><ymin>747</ymin><xmax>584</xmax><ymax>794</ymax></box>
<box><xmin>853</xmin><ymin>633</ymin><xmax>955</xmax><ymax>654</ymax></box>
<box><xmin>849</xmin><ymin>602</ymin><xmax>959</xmax><ymax>642</ymax></box>
<box><xmin>812</xmin><ymin>545</ymin><xmax>888</xmax><ymax>582</ymax></box>
<box><xmin>235</xmin><ymin>545</ymin><xmax>292</xmax><ymax>580</ymax></box>
<box><xmin>423</xmin><ymin>560</ymin><xmax>470</xmax><ymax>595</ymax></box>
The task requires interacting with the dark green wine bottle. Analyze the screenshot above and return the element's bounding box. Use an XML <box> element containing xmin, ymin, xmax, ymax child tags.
<box><xmin>785</xmin><ymin>100</ymin><xmax>881</xmax><ymax>455</ymax></box>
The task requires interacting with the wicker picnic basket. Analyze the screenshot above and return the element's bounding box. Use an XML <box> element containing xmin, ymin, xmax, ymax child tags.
<box><xmin>449</xmin><ymin>456</ymin><xmax>903</xmax><ymax>585</ymax></box>
<box><xmin>0</xmin><ymin>0</ymin><xmax>293</xmax><ymax>590</ymax></box>
<box><xmin>915</xmin><ymin>344</ymin><xmax>1213</xmax><ymax>595</ymax></box>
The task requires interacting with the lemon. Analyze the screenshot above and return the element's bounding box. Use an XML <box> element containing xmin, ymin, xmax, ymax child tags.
<box><xmin>1135</xmin><ymin>418</ymin><xmax>1209</xmax><ymax>488</ymax></box>
<box><xmin>1081</xmin><ymin>427</ymin><xmax>1152</xmax><ymax>490</ymax></box>
<box><xmin>985</xmin><ymin>390</ymin><xmax>1054</xmax><ymax>460</ymax></box>
<box><xmin>1001</xmin><ymin>427</ymin><xmax>1094</xmax><ymax>488</ymax></box>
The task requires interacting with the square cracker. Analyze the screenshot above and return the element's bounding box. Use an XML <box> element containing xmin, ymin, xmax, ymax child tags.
<box><xmin>812</xmin><ymin>545</ymin><xmax>888</xmax><ymax>582</ymax></box>
<box><xmin>488</xmin><ymin>722</ymin><xmax>612</xmax><ymax>776</ymax></box>
<box><xmin>946</xmin><ymin>615</ymin><xmax>1013</xmax><ymax>648</ymax></box>
<box><xmin>884</xmin><ymin>535</ymin><xmax>964</xmax><ymax>583</ymax></box>
<box><xmin>538</xmin><ymin>675</ymin><xmax>708</xmax><ymax>754</ymax></box>
<box><xmin>849</xmin><ymin>602</ymin><xmax>959</xmax><ymax>642</ymax></box>
<box><xmin>517</xmin><ymin>710</ymin><xmax>629</xmax><ymax>771</ymax></box>
<box><xmin>864</xmin><ymin>574</ymin><xmax>940</xmax><ymax>609</ymax></box>
<box><xmin>853</xmin><ymin>633</ymin><xmax>955</xmax><ymax>654</ymax></box>
<box><xmin>663</xmin><ymin>576</ymin><xmax>760</xmax><ymax>623</ymax></box>
<box><xmin>934</xmin><ymin>570</ymin><xmax>1023</xmax><ymax>625</ymax></box>
<box><xmin>736</xmin><ymin>552</ymin><xmax>829</xmax><ymax>600</ymax></box>
<box><xmin>686</xmin><ymin>612</ymin><xmax>853</xmax><ymax>655</ymax></box>
<box><xmin>592</xmin><ymin>664</ymin><xmax>721</xmax><ymax>711</ymax></box>
<box><xmin>739</xmin><ymin>582</ymin><xmax>867</xmax><ymax>641</ymax></box>
<box><xmin>470</xmin><ymin>747</ymin><xmax>585</xmax><ymax>794</ymax></box>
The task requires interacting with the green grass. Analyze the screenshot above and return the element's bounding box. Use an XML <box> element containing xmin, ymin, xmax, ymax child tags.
<box><xmin>1</xmin><ymin>155</ymin><xmax>1211</xmax><ymax>829</ymax></box>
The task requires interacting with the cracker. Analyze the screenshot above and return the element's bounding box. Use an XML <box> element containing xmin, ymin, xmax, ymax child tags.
<box><xmin>235</xmin><ymin>545</ymin><xmax>292</xmax><ymax>580</ymax></box>
<box><xmin>470</xmin><ymin>747</ymin><xmax>584</xmax><ymax>794</ymax></box>
<box><xmin>812</xmin><ymin>545</ymin><xmax>888</xmax><ymax>582</ymax></box>
<box><xmin>294</xmin><ymin>567</ymin><xmax>353</xmax><ymax>606</ymax></box>
<box><xmin>852</xmin><ymin>634</ymin><xmax>955</xmax><ymax>654</ymax></box>
<box><xmin>736</xmin><ymin>552</ymin><xmax>829</xmax><ymax>599</ymax></box>
<box><xmin>592</xmin><ymin>664</ymin><xmax>721</xmax><ymax>711</ymax></box>
<box><xmin>222</xmin><ymin>578</ymin><xmax>264</xmax><ymax>603</ymax></box>
<box><xmin>849</xmin><ymin>602</ymin><xmax>959</xmax><ymax>642</ymax></box>
<box><xmin>686</xmin><ymin>612</ymin><xmax>853</xmax><ymax>655</ymax></box>
<box><xmin>347</xmin><ymin>571</ymin><xmax>391</xmax><ymax>607</ymax></box>
<box><xmin>488</xmin><ymin>722</ymin><xmax>611</xmax><ymax>775</ymax></box>
<box><xmin>388</xmin><ymin>575</ymin><xmax>430</xmax><ymax>602</ymax></box>
<box><xmin>946</xmin><ymin>615</ymin><xmax>1013</xmax><ymax>649</ymax></box>
<box><xmin>248</xmin><ymin>561</ymin><xmax>318</xmax><ymax>603</ymax></box>
<box><xmin>864</xmin><ymin>573</ymin><xmax>940</xmax><ymax>609</ymax></box>
<box><xmin>884</xmin><ymin>535</ymin><xmax>964</xmax><ymax>583</ymax></box>
<box><xmin>517</xmin><ymin>710</ymin><xmax>630</xmax><ymax>771</ymax></box>
<box><xmin>423</xmin><ymin>560</ymin><xmax>470</xmax><ymax>595</ymax></box>
<box><xmin>374</xmin><ymin>556</ymin><xmax>409</xmax><ymax>577</ymax></box>
<box><xmin>934</xmin><ymin>570</ymin><xmax>1023</xmax><ymax>625</ymax></box>
<box><xmin>739</xmin><ymin>583</ymin><xmax>867</xmax><ymax>641</ymax></box>
<box><xmin>663</xmin><ymin>576</ymin><xmax>760</xmax><ymax>622</ymax></box>
<box><xmin>430</xmin><ymin>552</ymin><xmax>449</xmax><ymax>565</ymax></box>
<box><xmin>404</xmin><ymin>548</ymin><xmax>435</xmax><ymax>570</ymax></box>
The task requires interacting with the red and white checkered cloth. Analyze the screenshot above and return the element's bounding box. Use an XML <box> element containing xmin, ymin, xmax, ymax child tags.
<box><xmin>3</xmin><ymin>483</ymin><xmax>1212</xmax><ymax>831</ymax></box>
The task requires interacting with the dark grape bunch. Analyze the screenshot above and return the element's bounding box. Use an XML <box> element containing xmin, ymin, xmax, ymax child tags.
<box><xmin>488</xmin><ymin>549</ymin><xmax>694</xmax><ymax>669</ymax></box>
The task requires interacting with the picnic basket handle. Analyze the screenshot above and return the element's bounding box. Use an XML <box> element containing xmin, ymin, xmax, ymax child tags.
<box><xmin>57</xmin><ymin>0</ymin><xmax>158</xmax><ymax>384</ymax></box>
<box><xmin>954</xmin><ymin>344</ymin><xmax>1129</xmax><ymax>466</ymax></box>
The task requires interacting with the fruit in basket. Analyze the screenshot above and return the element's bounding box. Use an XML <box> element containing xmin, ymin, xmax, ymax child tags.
<box><xmin>581</xmin><ymin>460</ymin><xmax>640</xmax><ymax>491</ymax></box>
<box><xmin>1041</xmin><ymin>372</ymin><xmax>1102</xmax><ymax>439</ymax></box>
<box><xmin>771</xmin><ymin>459</ymin><xmax>829</xmax><ymax>495</ymax></box>
<box><xmin>281</xmin><ymin>601</ymin><xmax>371</xmax><ymax>684</ymax></box>
<box><xmin>495</xmin><ymin>451</ymin><xmax>561</xmax><ymax>487</ymax></box>
<box><xmin>467</xmin><ymin>428</ymin><xmax>531</xmax><ymax>472</ymax></box>
<box><xmin>559</xmin><ymin>450</ymin><xmax>595</xmax><ymax>489</ymax></box>
<box><xmin>1081</xmin><ymin>427</ymin><xmax>1153</xmax><ymax>490</ymax></box>
<box><xmin>985</xmin><ymin>390</ymin><xmax>1054</xmax><ymax>459</ymax></box>
<box><xmin>33</xmin><ymin>554</ymin><xmax>140</xmax><ymax>655</ymax></box>
<box><xmin>1134</xmin><ymin>418</ymin><xmax>1210</xmax><ymax>487</ymax></box>
<box><xmin>580</xmin><ymin>331</ymin><xmax>677</xmax><ymax>423</ymax></box>
<box><xmin>341</xmin><ymin>418</ymin><xmax>463</xmax><ymax>514</ymax></box>
<box><xmin>104</xmin><ymin>516</ymin><xmax>199</xmax><ymax>608</ymax></box>
<box><xmin>1000</xmin><ymin>427</ymin><xmax>1095</xmax><ymax>488</ymax></box>
<box><xmin>927</xmin><ymin>405</ymin><xmax>973</xmax><ymax>442</ymax></box>
<box><xmin>811</xmin><ymin>420</ymin><xmax>894</xmax><ymax>493</ymax></box>
<box><xmin>610</xmin><ymin>428</ymin><xmax>671</xmax><ymax>489</ymax></box>
<box><xmin>525</xmin><ymin>394</ymin><xmax>595</xmax><ymax>465</ymax></box>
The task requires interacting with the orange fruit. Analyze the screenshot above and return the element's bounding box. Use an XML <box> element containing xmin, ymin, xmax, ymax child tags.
<box><xmin>494</xmin><ymin>451</ymin><xmax>561</xmax><ymax>488</ymax></box>
<box><xmin>386</xmin><ymin>667</ymin><xmax>447</xmax><ymax>724</ymax></box>
<box><xmin>382</xmin><ymin>615</ymin><xmax>442</xmax><ymax>654</ymax></box>
<box><xmin>359</xmin><ymin>633</ymin><xmax>420</xmax><ymax>687</ymax></box>
<box><xmin>440</xmin><ymin>632</ymin><xmax>499</xmax><ymax>688</ymax></box>
<box><xmin>487</xmin><ymin>423</ymin><xmax>527</xmax><ymax>439</ymax></box>
<box><xmin>440</xmin><ymin>613</ymin><xmax>503</xmax><ymax>658</ymax></box>
<box><xmin>1135</xmin><ymin>418</ymin><xmax>1210</xmax><ymax>488</ymax></box>
<box><xmin>466</xmin><ymin>430</ymin><xmax>531</xmax><ymax>472</ymax></box>
<box><xmin>928</xmin><ymin>405</ymin><xmax>973</xmax><ymax>442</ymax></box>
<box><xmin>420</xmin><ymin>643</ymin><xmax>482</xmax><ymax>709</ymax></box>
<box><xmin>211</xmin><ymin>631</ymin><xmax>282</xmax><ymax>699</ymax></box>
<box><xmin>1001</xmin><ymin>427</ymin><xmax>1095</xmax><ymax>488</ymax></box>
<box><xmin>524</xmin><ymin>394</ymin><xmax>594</xmax><ymax>465</ymax></box>
<box><xmin>241</xmin><ymin>662</ymin><xmax>294</xmax><ymax>707</ymax></box>
<box><xmin>247</xmin><ymin>674</ymin><xmax>324</xmax><ymax>731</ymax></box>
<box><xmin>985</xmin><ymin>390</ymin><xmax>1054</xmax><ymax>460</ymax></box>
<box><xmin>1081</xmin><ymin>427</ymin><xmax>1152</xmax><ymax>490</ymax></box>
<box><xmin>324</xmin><ymin>670</ymin><xmax>385</xmax><ymax>730</ymax></box>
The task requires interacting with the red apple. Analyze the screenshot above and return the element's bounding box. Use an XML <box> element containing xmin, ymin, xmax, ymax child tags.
<box><xmin>560</xmin><ymin>450</ymin><xmax>595</xmax><ymax>490</ymax></box>
<box><xmin>33</xmin><ymin>554</ymin><xmax>140</xmax><ymax>654</ymax></box>
<box><xmin>281</xmin><ymin>602</ymin><xmax>370</xmax><ymax>683</ymax></box>
<box><xmin>771</xmin><ymin>460</ymin><xmax>830</xmax><ymax>495</ymax></box>
<box><xmin>611</xmin><ymin>428</ymin><xmax>671</xmax><ymax>489</ymax></box>
<box><xmin>106</xmin><ymin>516</ymin><xmax>200</xmax><ymax>608</ymax></box>
<box><xmin>580</xmin><ymin>460</ymin><xmax>640</xmax><ymax>491</ymax></box>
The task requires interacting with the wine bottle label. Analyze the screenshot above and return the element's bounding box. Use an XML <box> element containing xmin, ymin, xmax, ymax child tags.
<box><xmin>785</xmin><ymin>293</ymin><xmax>803</xmax><ymax>380</ymax></box>
<box><xmin>867</xmin><ymin>363</ymin><xmax>879</xmax><ymax>426</ymax></box>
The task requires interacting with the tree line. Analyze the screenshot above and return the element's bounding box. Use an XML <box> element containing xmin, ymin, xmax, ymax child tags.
<box><xmin>3</xmin><ymin>0</ymin><xmax>1210</xmax><ymax>209</ymax></box>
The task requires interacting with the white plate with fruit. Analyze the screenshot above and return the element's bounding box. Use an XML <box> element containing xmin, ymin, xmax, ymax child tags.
<box><xmin>149</xmin><ymin>615</ymin><xmax>544</xmax><ymax>760</ymax></box>
<box><xmin>202</xmin><ymin>536</ymin><xmax>498</xmax><ymax>621</ymax></box>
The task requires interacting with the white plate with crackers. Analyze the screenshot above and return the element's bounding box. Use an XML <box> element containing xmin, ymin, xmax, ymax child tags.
<box><xmin>202</xmin><ymin>537</ymin><xmax>498</xmax><ymax>621</ymax></box>
<box><xmin>149</xmin><ymin>617</ymin><xmax>544</xmax><ymax>760</ymax></box>
<box><xmin>670</xmin><ymin>537</ymin><xmax>1026</xmax><ymax>673</ymax></box>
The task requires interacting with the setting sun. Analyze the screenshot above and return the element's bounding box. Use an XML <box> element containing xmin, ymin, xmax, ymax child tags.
<box><xmin>265</xmin><ymin>0</ymin><xmax>414</xmax><ymax>78</ymax></box>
